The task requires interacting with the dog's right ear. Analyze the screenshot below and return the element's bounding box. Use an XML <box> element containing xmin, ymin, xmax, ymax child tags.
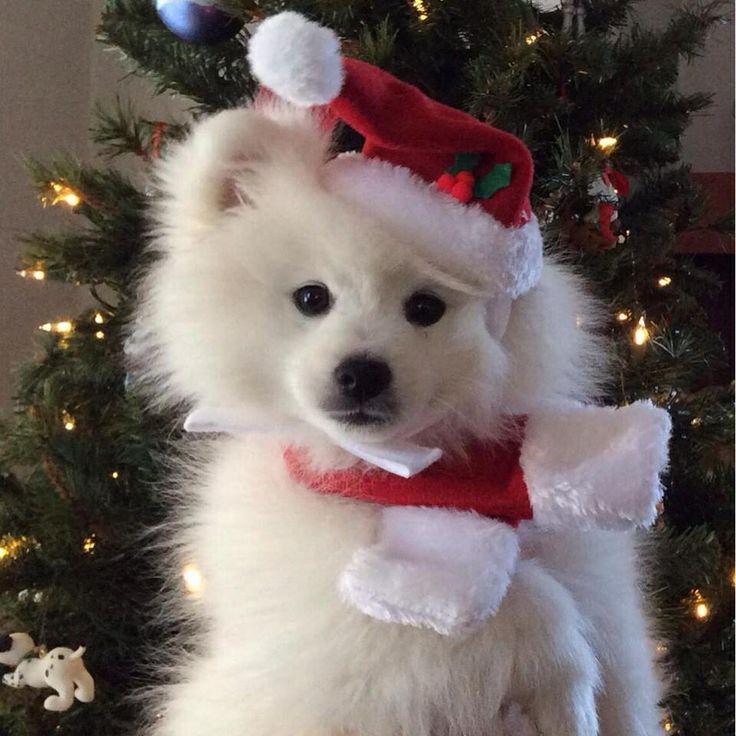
<box><xmin>154</xmin><ymin>104</ymin><xmax>331</xmax><ymax>244</ymax></box>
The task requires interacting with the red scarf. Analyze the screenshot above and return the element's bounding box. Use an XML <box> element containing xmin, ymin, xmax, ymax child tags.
<box><xmin>284</xmin><ymin>429</ymin><xmax>533</xmax><ymax>526</ymax></box>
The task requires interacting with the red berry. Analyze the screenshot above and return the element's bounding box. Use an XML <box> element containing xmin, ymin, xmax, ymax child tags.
<box><xmin>451</xmin><ymin>181</ymin><xmax>474</xmax><ymax>203</ymax></box>
<box><xmin>456</xmin><ymin>170</ymin><xmax>475</xmax><ymax>184</ymax></box>
<box><xmin>435</xmin><ymin>173</ymin><xmax>456</xmax><ymax>192</ymax></box>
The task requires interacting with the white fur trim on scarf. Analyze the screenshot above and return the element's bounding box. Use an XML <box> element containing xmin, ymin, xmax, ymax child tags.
<box><xmin>339</xmin><ymin>507</ymin><xmax>520</xmax><ymax>636</ymax></box>
<box><xmin>521</xmin><ymin>400</ymin><xmax>672</xmax><ymax>529</ymax></box>
<box><xmin>324</xmin><ymin>153</ymin><xmax>544</xmax><ymax>299</ymax></box>
<box><xmin>248</xmin><ymin>12</ymin><xmax>344</xmax><ymax>107</ymax></box>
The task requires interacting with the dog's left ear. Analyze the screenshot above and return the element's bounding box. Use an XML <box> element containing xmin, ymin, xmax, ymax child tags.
<box><xmin>154</xmin><ymin>103</ymin><xmax>331</xmax><ymax>243</ymax></box>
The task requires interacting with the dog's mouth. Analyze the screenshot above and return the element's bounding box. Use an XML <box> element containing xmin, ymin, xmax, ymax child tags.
<box><xmin>327</xmin><ymin>409</ymin><xmax>393</xmax><ymax>427</ymax></box>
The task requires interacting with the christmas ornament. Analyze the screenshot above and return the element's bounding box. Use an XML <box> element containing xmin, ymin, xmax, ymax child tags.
<box><xmin>561</xmin><ymin>0</ymin><xmax>586</xmax><ymax>34</ymax></box>
<box><xmin>156</xmin><ymin>0</ymin><xmax>243</xmax><ymax>45</ymax></box>
<box><xmin>0</xmin><ymin>633</ymin><xmax>94</xmax><ymax>712</ymax></box>
<box><xmin>532</xmin><ymin>0</ymin><xmax>562</xmax><ymax>12</ymax></box>
<box><xmin>584</xmin><ymin>163</ymin><xmax>630</xmax><ymax>247</ymax></box>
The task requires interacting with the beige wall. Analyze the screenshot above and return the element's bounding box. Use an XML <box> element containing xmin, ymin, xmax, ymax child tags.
<box><xmin>0</xmin><ymin>1</ymin><xmax>733</xmax><ymax>408</ymax></box>
<box><xmin>0</xmin><ymin>0</ymin><xmax>186</xmax><ymax>408</ymax></box>
<box><xmin>0</xmin><ymin>1</ymin><xmax>95</xmax><ymax>408</ymax></box>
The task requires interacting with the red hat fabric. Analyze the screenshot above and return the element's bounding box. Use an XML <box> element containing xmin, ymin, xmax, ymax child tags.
<box><xmin>248</xmin><ymin>12</ymin><xmax>543</xmax><ymax>298</ymax></box>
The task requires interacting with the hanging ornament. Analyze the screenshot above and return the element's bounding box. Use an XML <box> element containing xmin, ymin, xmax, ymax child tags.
<box><xmin>156</xmin><ymin>0</ymin><xmax>243</xmax><ymax>45</ymax></box>
<box><xmin>561</xmin><ymin>0</ymin><xmax>586</xmax><ymax>35</ymax></box>
<box><xmin>532</xmin><ymin>0</ymin><xmax>562</xmax><ymax>12</ymax></box>
<box><xmin>0</xmin><ymin>633</ymin><xmax>94</xmax><ymax>712</ymax></box>
<box><xmin>580</xmin><ymin>163</ymin><xmax>630</xmax><ymax>249</ymax></box>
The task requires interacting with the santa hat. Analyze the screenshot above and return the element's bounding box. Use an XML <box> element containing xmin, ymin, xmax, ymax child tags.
<box><xmin>248</xmin><ymin>12</ymin><xmax>543</xmax><ymax>299</ymax></box>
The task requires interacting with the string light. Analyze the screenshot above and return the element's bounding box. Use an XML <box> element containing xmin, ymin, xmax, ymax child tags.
<box><xmin>42</xmin><ymin>181</ymin><xmax>82</xmax><ymax>209</ymax></box>
<box><xmin>690</xmin><ymin>589</ymin><xmax>710</xmax><ymax>621</ymax></box>
<box><xmin>690</xmin><ymin>416</ymin><xmax>703</xmax><ymax>427</ymax></box>
<box><xmin>616</xmin><ymin>309</ymin><xmax>632</xmax><ymax>323</ymax></box>
<box><xmin>0</xmin><ymin>536</ymin><xmax>34</xmax><ymax>562</ymax></box>
<box><xmin>633</xmin><ymin>315</ymin><xmax>650</xmax><ymax>346</ymax></box>
<box><xmin>39</xmin><ymin>320</ymin><xmax>73</xmax><ymax>335</ymax></box>
<box><xmin>95</xmin><ymin>330</ymin><xmax>105</xmax><ymax>340</ymax></box>
<box><xmin>82</xmin><ymin>535</ymin><xmax>96</xmax><ymax>554</ymax></box>
<box><xmin>182</xmin><ymin>562</ymin><xmax>204</xmax><ymax>596</ymax></box>
<box><xmin>411</xmin><ymin>0</ymin><xmax>429</xmax><ymax>21</ymax></box>
<box><xmin>663</xmin><ymin>718</ymin><xmax>673</xmax><ymax>732</ymax></box>
<box><xmin>61</xmin><ymin>411</ymin><xmax>76</xmax><ymax>431</ymax></box>
<box><xmin>595</xmin><ymin>135</ymin><xmax>618</xmax><ymax>151</ymax></box>
<box><xmin>525</xmin><ymin>30</ymin><xmax>544</xmax><ymax>44</ymax></box>
<box><xmin>16</xmin><ymin>268</ymin><xmax>46</xmax><ymax>281</ymax></box>
<box><xmin>111</xmin><ymin>470</ymin><xmax>120</xmax><ymax>480</ymax></box>
<box><xmin>94</xmin><ymin>312</ymin><xmax>105</xmax><ymax>324</ymax></box>
<box><xmin>657</xmin><ymin>275</ymin><xmax>673</xmax><ymax>288</ymax></box>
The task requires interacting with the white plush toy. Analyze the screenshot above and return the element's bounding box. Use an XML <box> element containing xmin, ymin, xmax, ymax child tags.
<box><xmin>0</xmin><ymin>632</ymin><xmax>94</xmax><ymax>711</ymax></box>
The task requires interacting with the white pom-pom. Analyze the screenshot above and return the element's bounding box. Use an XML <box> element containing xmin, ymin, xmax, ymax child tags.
<box><xmin>248</xmin><ymin>12</ymin><xmax>344</xmax><ymax>107</ymax></box>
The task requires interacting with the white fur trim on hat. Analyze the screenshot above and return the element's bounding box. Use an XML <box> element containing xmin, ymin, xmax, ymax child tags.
<box><xmin>521</xmin><ymin>400</ymin><xmax>672</xmax><ymax>529</ymax></box>
<box><xmin>248</xmin><ymin>12</ymin><xmax>344</xmax><ymax>107</ymax></box>
<box><xmin>324</xmin><ymin>153</ymin><xmax>544</xmax><ymax>298</ymax></box>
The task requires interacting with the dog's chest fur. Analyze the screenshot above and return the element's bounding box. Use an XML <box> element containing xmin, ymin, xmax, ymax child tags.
<box><xmin>158</xmin><ymin>435</ymin><xmax>633</xmax><ymax>736</ymax></box>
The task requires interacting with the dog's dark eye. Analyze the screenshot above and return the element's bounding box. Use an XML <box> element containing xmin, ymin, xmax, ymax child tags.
<box><xmin>404</xmin><ymin>291</ymin><xmax>446</xmax><ymax>327</ymax></box>
<box><xmin>293</xmin><ymin>283</ymin><xmax>332</xmax><ymax>317</ymax></box>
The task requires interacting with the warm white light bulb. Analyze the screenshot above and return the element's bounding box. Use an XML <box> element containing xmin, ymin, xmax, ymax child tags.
<box><xmin>597</xmin><ymin>136</ymin><xmax>618</xmax><ymax>151</ymax></box>
<box><xmin>182</xmin><ymin>562</ymin><xmax>204</xmax><ymax>595</ymax></box>
<box><xmin>412</xmin><ymin>0</ymin><xmax>429</xmax><ymax>20</ymax></box>
<box><xmin>633</xmin><ymin>316</ymin><xmax>650</xmax><ymax>346</ymax></box>
<box><xmin>694</xmin><ymin>601</ymin><xmax>709</xmax><ymax>620</ymax></box>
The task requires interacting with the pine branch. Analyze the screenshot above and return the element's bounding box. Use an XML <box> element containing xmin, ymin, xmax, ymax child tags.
<box><xmin>98</xmin><ymin>0</ymin><xmax>254</xmax><ymax>112</ymax></box>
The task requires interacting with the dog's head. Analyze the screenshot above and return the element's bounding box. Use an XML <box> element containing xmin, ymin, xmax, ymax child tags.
<box><xmin>134</xmin><ymin>103</ymin><xmax>604</xmax><ymax>446</ymax></box>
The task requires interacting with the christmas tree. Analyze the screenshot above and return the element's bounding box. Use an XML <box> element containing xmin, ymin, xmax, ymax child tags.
<box><xmin>0</xmin><ymin>0</ymin><xmax>732</xmax><ymax>734</ymax></box>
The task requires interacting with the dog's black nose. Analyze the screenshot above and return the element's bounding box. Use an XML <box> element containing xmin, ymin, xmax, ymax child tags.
<box><xmin>334</xmin><ymin>356</ymin><xmax>392</xmax><ymax>402</ymax></box>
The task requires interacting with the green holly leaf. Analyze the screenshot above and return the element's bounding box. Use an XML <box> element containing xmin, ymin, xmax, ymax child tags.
<box><xmin>447</xmin><ymin>152</ymin><xmax>481</xmax><ymax>174</ymax></box>
<box><xmin>473</xmin><ymin>163</ymin><xmax>512</xmax><ymax>199</ymax></box>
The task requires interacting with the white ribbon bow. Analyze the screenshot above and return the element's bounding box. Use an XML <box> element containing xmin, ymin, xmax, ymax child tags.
<box><xmin>183</xmin><ymin>407</ymin><xmax>443</xmax><ymax>478</ymax></box>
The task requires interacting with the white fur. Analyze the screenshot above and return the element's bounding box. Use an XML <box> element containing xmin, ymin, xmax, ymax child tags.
<box><xmin>132</xmin><ymin>100</ymin><xmax>665</xmax><ymax>736</ymax></box>
<box><xmin>325</xmin><ymin>153</ymin><xmax>544</xmax><ymax>299</ymax></box>
<box><xmin>248</xmin><ymin>12</ymin><xmax>344</xmax><ymax>106</ymax></box>
<box><xmin>523</xmin><ymin>401</ymin><xmax>671</xmax><ymax>529</ymax></box>
<box><xmin>340</xmin><ymin>507</ymin><xmax>520</xmax><ymax>634</ymax></box>
<box><xmin>182</xmin><ymin>400</ymin><xmax>669</xmax><ymax>636</ymax></box>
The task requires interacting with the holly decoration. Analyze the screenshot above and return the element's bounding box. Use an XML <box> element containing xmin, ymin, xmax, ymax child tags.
<box><xmin>436</xmin><ymin>152</ymin><xmax>512</xmax><ymax>204</ymax></box>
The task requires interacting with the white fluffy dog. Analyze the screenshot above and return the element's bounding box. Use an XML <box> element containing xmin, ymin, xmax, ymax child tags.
<box><xmin>133</xmin><ymin>82</ymin><xmax>664</xmax><ymax>736</ymax></box>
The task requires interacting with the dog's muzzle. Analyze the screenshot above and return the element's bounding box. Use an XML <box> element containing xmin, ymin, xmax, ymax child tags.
<box><xmin>323</xmin><ymin>354</ymin><xmax>397</xmax><ymax>426</ymax></box>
